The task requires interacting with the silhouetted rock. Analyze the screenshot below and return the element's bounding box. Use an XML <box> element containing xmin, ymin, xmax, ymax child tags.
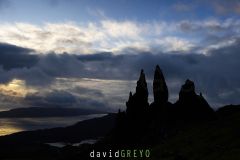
<box><xmin>136</xmin><ymin>69</ymin><xmax>148</xmax><ymax>100</ymax></box>
<box><xmin>126</xmin><ymin>69</ymin><xmax>149</xmax><ymax>118</ymax></box>
<box><xmin>216</xmin><ymin>104</ymin><xmax>240</xmax><ymax>117</ymax></box>
<box><xmin>179</xmin><ymin>79</ymin><xmax>196</xmax><ymax>100</ymax></box>
<box><xmin>116</xmin><ymin>70</ymin><xmax>150</xmax><ymax>144</ymax></box>
<box><xmin>150</xmin><ymin>65</ymin><xmax>172</xmax><ymax>121</ymax></box>
<box><xmin>174</xmin><ymin>79</ymin><xmax>215</xmax><ymax>121</ymax></box>
<box><xmin>153</xmin><ymin>65</ymin><xmax>168</xmax><ymax>104</ymax></box>
<box><xmin>148</xmin><ymin>66</ymin><xmax>173</xmax><ymax>141</ymax></box>
<box><xmin>114</xmin><ymin>66</ymin><xmax>216</xmax><ymax>146</ymax></box>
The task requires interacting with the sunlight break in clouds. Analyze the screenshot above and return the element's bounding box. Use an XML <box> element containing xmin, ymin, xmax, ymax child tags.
<box><xmin>0</xmin><ymin>20</ymin><xmax>194</xmax><ymax>54</ymax></box>
<box><xmin>0</xmin><ymin>79</ymin><xmax>35</xmax><ymax>97</ymax></box>
<box><xmin>0</xmin><ymin>18</ymin><xmax>239</xmax><ymax>55</ymax></box>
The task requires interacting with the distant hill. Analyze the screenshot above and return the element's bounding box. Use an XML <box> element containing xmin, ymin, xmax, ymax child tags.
<box><xmin>0</xmin><ymin>113</ymin><xmax>116</xmax><ymax>144</ymax></box>
<box><xmin>216</xmin><ymin>104</ymin><xmax>240</xmax><ymax>117</ymax></box>
<box><xmin>0</xmin><ymin>113</ymin><xmax>116</xmax><ymax>159</ymax></box>
<box><xmin>0</xmin><ymin>107</ymin><xmax>105</xmax><ymax>118</ymax></box>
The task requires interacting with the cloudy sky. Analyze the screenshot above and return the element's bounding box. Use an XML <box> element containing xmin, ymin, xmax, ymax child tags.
<box><xmin>0</xmin><ymin>0</ymin><xmax>239</xmax><ymax>111</ymax></box>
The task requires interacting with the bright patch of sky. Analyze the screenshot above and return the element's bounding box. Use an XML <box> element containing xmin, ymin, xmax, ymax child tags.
<box><xmin>0</xmin><ymin>0</ymin><xmax>239</xmax><ymax>54</ymax></box>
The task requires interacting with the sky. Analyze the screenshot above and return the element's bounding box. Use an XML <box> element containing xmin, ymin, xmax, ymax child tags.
<box><xmin>0</xmin><ymin>0</ymin><xmax>240</xmax><ymax>111</ymax></box>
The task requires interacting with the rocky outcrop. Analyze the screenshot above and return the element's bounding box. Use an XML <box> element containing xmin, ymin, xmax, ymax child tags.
<box><xmin>175</xmin><ymin>79</ymin><xmax>215</xmax><ymax>121</ymax></box>
<box><xmin>113</xmin><ymin>70</ymin><xmax>150</xmax><ymax>144</ymax></box>
<box><xmin>179</xmin><ymin>79</ymin><xmax>196</xmax><ymax>100</ymax></box>
<box><xmin>136</xmin><ymin>69</ymin><xmax>148</xmax><ymax>100</ymax></box>
<box><xmin>114</xmin><ymin>65</ymin><xmax>216</xmax><ymax>145</ymax></box>
<box><xmin>126</xmin><ymin>69</ymin><xmax>149</xmax><ymax>118</ymax></box>
<box><xmin>153</xmin><ymin>65</ymin><xmax>168</xmax><ymax>104</ymax></box>
<box><xmin>150</xmin><ymin>65</ymin><xmax>172</xmax><ymax>133</ymax></box>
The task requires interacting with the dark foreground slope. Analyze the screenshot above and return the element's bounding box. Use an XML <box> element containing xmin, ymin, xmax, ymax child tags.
<box><xmin>150</xmin><ymin>105</ymin><xmax>240</xmax><ymax>160</ymax></box>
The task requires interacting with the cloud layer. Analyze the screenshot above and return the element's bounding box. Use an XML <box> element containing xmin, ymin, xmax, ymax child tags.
<box><xmin>0</xmin><ymin>18</ymin><xmax>239</xmax><ymax>55</ymax></box>
<box><xmin>0</xmin><ymin>16</ymin><xmax>240</xmax><ymax>111</ymax></box>
<box><xmin>0</xmin><ymin>36</ymin><xmax>240</xmax><ymax>110</ymax></box>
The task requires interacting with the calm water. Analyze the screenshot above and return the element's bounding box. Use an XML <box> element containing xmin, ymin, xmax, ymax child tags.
<box><xmin>0</xmin><ymin>114</ymin><xmax>107</xmax><ymax>136</ymax></box>
<box><xmin>47</xmin><ymin>139</ymin><xmax>98</xmax><ymax>148</ymax></box>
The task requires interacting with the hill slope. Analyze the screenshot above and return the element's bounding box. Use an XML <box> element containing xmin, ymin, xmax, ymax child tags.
<box><xmin>0</xmin><ymin>107</ymin><xmax>105</xmax><ymax>118</ymax></box>
<box><xmin>150</xmin><ymin>105</ymin><xmax>240</xmax><ymax>160</ymax></box>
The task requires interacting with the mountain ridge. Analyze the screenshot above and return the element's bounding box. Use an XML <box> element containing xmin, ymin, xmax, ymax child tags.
<box><xmin>0</xmin><ymin>107</ymin><xmax>105</xmax><ymax>118</ymax></box>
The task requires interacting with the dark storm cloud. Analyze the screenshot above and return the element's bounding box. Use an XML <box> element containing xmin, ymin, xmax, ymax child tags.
<box><xmin>25</xmin><ymin>90</ymin><xmax>108</xmax><ymax>110</ymax></box>
<box><xmin>25</xmin><ymin>91</ymin><xmax>76</xmax><ymax>107</ymax></box>
<box><xmin>0</xmin><ymin>51</ymin><xmax>83</xmax><ymax>85</ymax></box>
<box><xmin>0</xmin><ymin>39</ymin><xmax>240</xmax><ymax>107</ymax></box>
<box><xmin>77</xmin><ymin>52</ymin><xmax>114</xmax><ymax>61</ymax></box>
<box><xmin>76</xmin><ymin>97</ymin><xmax>107</xmax><ymax>110</ymax></box>
<box><xmin>72</xmin><ymin>86</ymin><xmax>104</xmax><ymax>98</ymax></box>
<box><xmin>0</xmin><ymin>43</ymin><xmax>38</xmax><ymax>70</ymax></box>
<box><xmin>44</xmin><ymin>90</ymin><xmax>76</xmax><ymax>106</ymax></box>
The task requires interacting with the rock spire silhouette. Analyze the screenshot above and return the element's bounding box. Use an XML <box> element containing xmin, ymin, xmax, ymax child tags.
<box><xmin>126</xmin><ymin>69</ymin><xmax>149</xmax><ymax>118</ymax></box>
<box><xmin>175</xmin><ymin>79</ymin><xmax>215</xmax><ymax>120</ymax></box>
<box><xmin>114</xmin><ymin>65</ymin><xmax>216</xmax><ymax>145</ymax></box>
<box><xmin>153</xmin><ymin>65</ymin><xmax>168</xmax><ymax>104</ymax></box>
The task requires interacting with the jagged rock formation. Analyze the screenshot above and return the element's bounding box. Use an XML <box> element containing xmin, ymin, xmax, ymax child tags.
<box><xmin>149</xmin><ymin>65</ymin><xmax>173</xmax><ymax>139</ymax></box>
<box><xmin>126</xmin><ymin>69</ymin><xmax>149</xmax><ymax>119</ymax></box>
<box><xmin>179</xmin><ymin>79</ymin><xmax>195</xmax><ymax>100</ymax></box>
<box><xmin>111</xmin><ymin>70</ymin><xmax>150</xmax><ymax>145</ymax></box>
<box><xmin>114</xmin><ymin>65</ymin><xmax>216</xmax><ymax>145</ymax></box>
<box><xmin>174</xmin><ymin>79</ymin><xmax>215</xmax><ymax>121</ymax></box>
<box><xmin>153</xmin><ymin>65</ymin><xmax>168</xmax><ymax>104</ymax></box>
